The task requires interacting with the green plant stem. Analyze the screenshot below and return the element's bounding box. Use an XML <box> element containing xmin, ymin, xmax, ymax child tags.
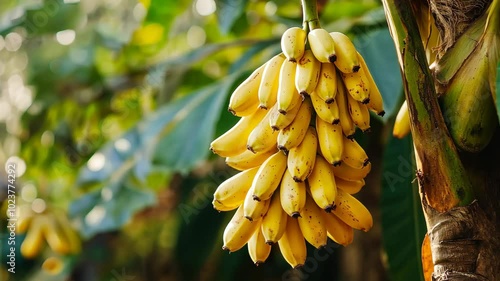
<box><xmin>301</xmin><ymin>0</ymin><xmax>320</xmax><ymax>30</ymax></box>
<box><xmin>381</xmin><ymin>0</ymin><xmax>474</xmax><ymax>209</ymax></box>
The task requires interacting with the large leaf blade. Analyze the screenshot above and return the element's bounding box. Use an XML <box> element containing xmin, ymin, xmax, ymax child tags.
<box><xmin>380</xmin><ymin>132</ymin><xmax>426</xmax><ymax>281</ymax></box>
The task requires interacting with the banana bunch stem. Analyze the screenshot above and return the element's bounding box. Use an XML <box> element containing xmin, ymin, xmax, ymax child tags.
<box><xmin>301</xmin><ymin>0</ymin><xmax>320</xmax><ymax>30</ymax></box>
<box><xmin>382</xmin><ymin>0</ymin><xmax>474</xmax><ymax>210</ymax></box>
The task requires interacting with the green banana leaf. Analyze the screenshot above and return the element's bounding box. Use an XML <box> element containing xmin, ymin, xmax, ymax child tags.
<box><xmin>380</xmin><ymin>128</ymin><xmax>426</xmax><ymax>281</ymax></box>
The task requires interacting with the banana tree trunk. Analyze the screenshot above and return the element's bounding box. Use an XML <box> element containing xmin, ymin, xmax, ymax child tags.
<box><xmin>381</xmin><ymin>0</ymin><xmax>500</xmax><ymax>280</ymax></box>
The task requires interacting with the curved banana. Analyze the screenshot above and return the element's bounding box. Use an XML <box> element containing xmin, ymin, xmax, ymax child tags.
<box><xmin>316</xmin><ymin>117</ymin><xmax>343</xmax><ymax>166</ymax></box>
<box><xmin>308</xmin><ymin>28</ymin><xmax>336</xmax><ymax>63</ymax></box>
<box><xmin>42</xmin><ymin>256</ymin><xmax>64</xmax><ymax>275</ymax></box>
<box><xmin>269</xmin><ymin>100</ymin><xmax>303</xmax><ymax>131</ymax></box>
<box><xmin>248</xmin><ymin>228</ymin><xmax>272</xmax><ymax>265</ymax></box>
<box><xmin>287</xmin><ymin>127</ymin><xmax>318</xmax><ymax>182</ymax></box>
<box><xmin>41</xmin><ymin>215</ymin><xmax>72</xmax><ymax>254</ymax></box>
<box><xmin>358</xmin><ymin>52</ymin><xmax>385</xmax><ymax>116</ymax></box>
<box><xmin>297</xmin><ymin>195</ymin><xmax>328</xmax><ymax>249</ymax></box>
<box><xmin>341</xmin><ymin>66</ymin><xmax>370</xmax><ymax>104</ymax></box>
<box><xmin>213</xmin><ymin>167</ymin><xmax>259</xmax><ymax>211</ymax></box>
<box><xmin>261</xmin><ymin>192</ymin><xmax>288</xmax><ymax>244</ymax></box>
<box><xmin>210</xmin><ymin>108</ymin><xmax>267</xmax><ymax>157</ymax></box>
<box><xmin>259</xmin><ymin>54</ymin><xmax>286</xmax><ymax>109</ymax></box>
<box><xmin>20</xmin><ymin>215</ymin><xmax>45</xmax><ymax>258</ymax></box>
<box><xmin>278</xmin><ymin>60</ymin><xmax>302</xmax><ymax>115</ymax></box>
<box><xmin>228</xmin><ymin>63</ymin><xmax>265</xmax><ymax>116</ymax></box>
<box><xmin>307</xmin><ymin>155</ymin><xmax>337</xmax><ymax>212</ymax></box>
<box><xmin>52</xmin><ymin>212</ymin><xmax>81</xmax><ymax>253</ymax></box>
<box><xmin>330</xmin><ymin>32</ymin><xmax>360</xmax><ymax>73</ymax></box>
<box><xmin>295</xmin><ymin>49</ymin><xmax>321</xmax><ymax>96</ymax></box>
<box><xmin>277</xmin><ymin>218</ymin><xmax>307</xmax><ymax>268</ymax></box>
<box><xmin>336</xmin><ymin>76</ymin><xmax>356</xmax><ymax>138</ymax></box>
<box><xmin>223</xmin><ymin>205</ymin><xmax>261</xmax><ymax>252</ymax></box>
<box><xmin>310</xmin><ymin>90</ymin><xmax>340</xmax><ymax>124</ymax></box>
<box><xmin>247</xmin><ymin>107</ymin><xmax>278</xmax><ymax>154</ymax></box>
<box><xmin>315</xmin><ymin>63</ymin><xmax>337</xmax><ymax>103</ymax></box>
<box><xmin>281</xmin><ymin>27</ymin><xmax>307</xmax><ymax>62</ymax></box>
<box><xmin>277</xmin><ymin>98</ymin><xmax>313</xmax><ymax>153</ymax></box>
<box><xmin>393</xmin><ymin>100</ymin><xmax>411</xmax><ymax>139</ymax></box>
<box><xmin>244</xmin><ymin>186</ymin><xmax>271</xmax><ymax>221</ymax></box>
<box><xmin>226</xmin><ymin>146</ymin><xmax>278</xmax><ymax>171</ymax></box>
<box><xmin>335</xmin><ymin>177</ymin><xmax>365</xmax><ymax>195</ymax></box>
<box><xmin>346</xmin><ymin>92</ymin><xmax>370</xmax><ymax>132</ymax></box>
<box><xmin>332</xmin><ymin>161</ymin><xmax>371</xmax><ymax>182</ymax></box>
<box><xmin>331</xmin><ymin>189</ymin><xmax>373</xmax><ymax>232</ymax></box>
<box><xmin>323</xmin><ymin>211</ymin><xmax>354</xmax><ymax>246</ymax></box>
<box><xmin>342</xmin><ymin>137</ymin><xmax>369</xmax><ymax>169</ymax></box>
<box><xmin>251</xmin><ymin>151</ymin><xmax>288</xmax><ymax>201</ymax></box>
<box><xmin>280</xmin><ymin>170</ymin><xmax>307</xmax><ymax>218</ymax></box>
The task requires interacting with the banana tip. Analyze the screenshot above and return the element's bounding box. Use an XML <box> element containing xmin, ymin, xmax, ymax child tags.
<box><xmin>228</xmin><ymin>108</ymin><xmax>236</xmax><ymax>116</ymax></box>
<box><xmin>325</xmin><ymin>98</ymin><xmax>334</xmax><ymax>104</ymax></box>
<box><xmin>278</xmin><ymin>109</ymin><xmax>287</xmax><ymax>115</ymax></box>
<box><xmin>363</xmin><ymin>159</ymin><xmax>370</xmax><ymax>166</ymax></box>
<box><xmin>328</xmin><ymin>54</ymin><xmax>337</xmax><ymax>63</ymax></box>
<box><xmin>378</xmin><ymin>110</ymin><xmax>385</xmax><ymax>117</ymax></box>
<box><xmin>292</xmin><ymin>176</ymin><xmax>303</xmax><ymax>183</ymax></box>
<box><xmin>244</xmin><ymin>216</ymin><xmax>253</xmax><ymax>222</ymax></box>
<box><xmin>352</xmin><ymin>65</ymin><xmax>360</xmax><ymax>72</ymax></box>
<box><xmin>265</xmin><ymin>241</ymin><xmax>275</xmax><ymax>245</ymax></box>
<box><xmin>332</xmin><ymin>119</ymin><xmax>340</xmax><ymax>125</ymax></box>
<box><xmin>293</xmin><ymin>264</ymin><xmax>304</xmax><ymax>269</ymax></box>
<box><xmin>246</xmin><ymin>145</ymin><xmax>256</xmax><ymax>154</ymax></box>
<box><xmin>291</xmin><ymin>212</ymin><xmax>301</xmax><ymax>218</ymax></box>
<box><xmin>252</xmin><ymin>195</ymin><xmax>261</xmax><ymax>202</ymax></box>
<box><xmin>324</xmin><ymin>205</ymin><xmax>334</xmax><ymax>213</ymax></box>
<box><xmin>361</xmin><ymin>98</ymin><xmax>370</xmax><ymax>104</ymax></box>
<box><xmin>259</xmin><ymin>104</ymin><xmax>268</xmax><ymax>110</ymax></box>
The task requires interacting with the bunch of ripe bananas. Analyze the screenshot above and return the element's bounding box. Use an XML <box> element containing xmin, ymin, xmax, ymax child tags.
<box><xmin>17</xmin><ymin>205</ymin><xmax>81</xmax><ymax>259</ymax></box>
<box><xmin>210</xmin><ymin>26</ymin><xmax>385</xmax><ymax>268</ymax></box>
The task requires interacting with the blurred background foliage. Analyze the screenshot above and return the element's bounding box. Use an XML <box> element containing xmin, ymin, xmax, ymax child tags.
<box><xmin>0</xmin><ymin>0</ymin><xmax>425</xmax><ymax>280</ymax></box>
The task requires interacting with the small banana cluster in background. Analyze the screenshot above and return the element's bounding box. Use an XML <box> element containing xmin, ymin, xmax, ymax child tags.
<box><xmin>210</xmin><ymin>26</ymin><xmax>385</xmax><ymax>268</ymax></box>
<box><xmin>17</xmin><ymin>204</ymin><xmax>81</xmax><ymax>259</ymax></box>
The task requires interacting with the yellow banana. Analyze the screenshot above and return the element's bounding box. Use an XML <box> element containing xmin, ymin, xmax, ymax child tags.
<box><xmin>277</xmin><ymin>218</ymin><xmax>307</xmax><ymax>268</ymax></box>
<box><xmin>335</xmin><ymin>177</ymin><xmax>365</xmax><ymax>195</ymax></box>
<box><xmin>315</xmin><ymin>63</ymin><xmax>337</xmax><ymax>103</ymax></box>
<box><xmin>213</xmin><ymin>167</ymin><xmax>259</xmax><ymax>211</ymax></box>
<box><xmin>295</xmin><ymin>49</ymin><xmax>321</xmax><ymax>96</ymax></box>
<box><xmin>332</xmin><ymin>161</ymin><xmax>371</xmax><ymax>181</ymax></box>
<box><xmin>307</xmin><ymin>155</ymin><xmax>337</xmax><ymax>212</ymax></box>
<box><xmin>261</xmin><ymin>192</ymin><xmax>288</xmax><ymax>244</ymax></box>
<box><xmin>244</xmin><ymin>186</ymin><xmax>271</xmax><ymax>221</ymax></box>
<box><xmin>210</xmin><ymin>108</ymin><xmax>267</xmax><ymax>157</ymax></box>
<box><xmin>323</xmin><ymin>211</ymin><xmax>354</xmax><ymax>246</ymax></box>
<box><xmin>329</xmin><ymin>32</ymin><xmax>360</xmax><ymax>73</ymax></box>
<box><xmin>259</xmin><ymin>54</ymin><xmax>286</xmax><ymax>109</ymax></box>
<box><xmin>331</xmin><ymin>189</ymin><xmax>373</xmax><ymax>232</ymax></box>
<box><xmin>223</xmin><ymin>205</ymin><xmax>261</xmax><ymax>252</ymax></box>
<box><xmin>281</xmin><ymin>27</ymin><xmax>307</xmax><ymax>62</ymax></box>
<box><xmin>248</xmin><ymin>228</ymin><xmax>272</xmax><ymax>265</ymax></box>
<box><xmin>342</xmin><ymin>137</ymin><xmax>369</xmax><ymax>169</ymax></box>
<box><xmin>269</xmin><ymin>99</ymin><xmax>303</xmax><ymax>130</ymax></box>
<box><xmin>341</xmin><ymin>66</ymin><xmax>370</xmax><ymax>104</ymax></box>
<box><xmin>52</xmin><ymin>212</ymin><xmax>81</xmax><ymax>253</ymax></box>
<box><xmin>277</xmin><ymin>98</ymin><xmax>313</xmax><ymax>153</ymax></box>
<box><xmin>16</xmin><ymin>205</ymin><xmax>33</xmax><ymax>234</ymax></box>
<box><xmin>20</xmin><ymin>215</ymin><xmax>45</xmax><ymax>258</ymax></box>
<box><xmin>358</xmin><ymin>52</ymin><xmax>385</xmax><ymax>116</ymax></box>
<box><xmin>393</xmin><ymin>100</ymin><xmax>411</xmax><ymax>139</ymax></box>
<box><xmin>278</xmin><ymin>60</ymin><xmax>302</xmax><ymax>115</ymax></box>
<box><xmin>308</xmin><ymin>28</ymin><xmax>336</xmax><ymax>63</ymax></box>
<box><xmin>226</xmin><ymin>146</ymin><xmax>278</xmax><ymax>171</ymax></box>
<box><xmin>228</xmin><ymin>63</ymin><xmax>265</xmax><ymax>116</ymax></box>
<box><xmin>280</xmin><ymin>170</ymin><xmax>307</xmax><ymax>218</ymax></box>
<box><xmin>336</xmin><ymin>76</ymin><xmax>356</xmax><ymax>138</ymax></box>
<box><xmin>316</xmin><ymin>117</ymin><xmax>343</xmax><ymax>166</ymax></box>
<box><xmin>246</xmin><ymin>107</ymin><xmax>278</xmax><ymax>154</ymax></box>
<box><xmin>346</xmin><ymin>92</ymin><xmax>370</xmax><ymax>132</ymax></box>
<box><xmin>251</xmin><ymin>151</ymin><xmax>288</xmax><ymax>201</ymax></box>
<box><xmin>287</xmin><ymin>127</ymin><xmax>318</xmax><ymax>182</ymax></box>
<box><xmin>41</xmin><ymin>215</ymin><xmax>72</xmax><ymax>254</ymax></box>
<box><xmin>311</xmin><ymin>90</ymin><xmax>340</xmax><ymax>125</ymax></box>
<box><xmin>42</xmin><ymin>256</ymin><xmax>64</xmax><ymax>275</ymax></box>
<box><xmin>297</xmin><ymin>195</ymin><xmax>328</xmax><ymax>249</ymax></box>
